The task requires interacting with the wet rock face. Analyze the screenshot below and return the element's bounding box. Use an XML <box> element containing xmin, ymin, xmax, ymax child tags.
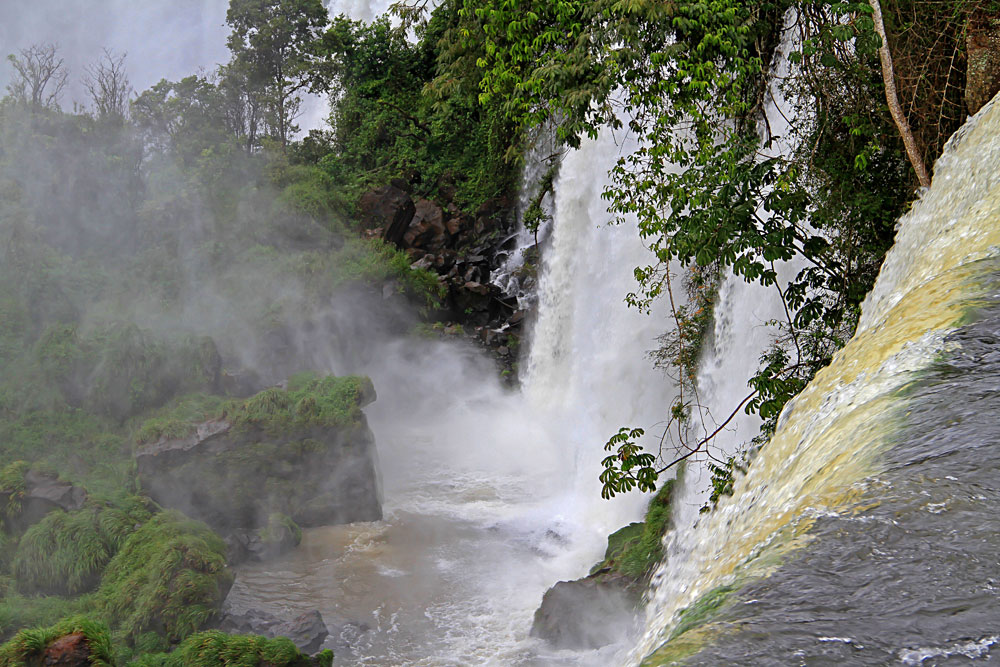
<box><xmin>219</xmin><ymin>609</ymin><xmax>329</xmax><ymax>654</ymax></box>
<box><xmin>530</xmin><ymin>576</ymin><xmax>641</xmax><ymax>649</ymax></box>
<box><xmin>42</xmin><ymin>632</ymin><xmax>93</xmax><ymax>666</ymax></box>
<box><xmin>135</xmin><ymin>384</ymin><xmax>382</xmax><ymax>537</ymax></box>
<box><xmin>0</xmin><ymin>468</ymin><xmax>87</xmax><ymax>533</ymax></box>
<box><xmin>358</xmin><ymin>184</ymin><xmax>416</xmax><ymax>246</ymax></box>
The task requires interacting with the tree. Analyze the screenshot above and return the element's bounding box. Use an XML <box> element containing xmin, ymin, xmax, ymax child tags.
<box><xmin>84</xmin><ymin>49</ymin><xmax>133</xmax><ymax>123</ymax></box>
<box><xmin>225</xmin><ymin>0</ymin><xmax>328</xmax><ymax>149</ymax></box>
<box><xmin>5</xmin><ymin>44</ymin><xmax>68</xmax><ymax>110</ymax></box>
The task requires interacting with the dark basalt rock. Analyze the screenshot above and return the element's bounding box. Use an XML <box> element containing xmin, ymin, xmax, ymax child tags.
<box><xmin>0</xmin><ymin>468</ymin><xmax>87</xmax><ymax>532</ymax></box>
<box><xmin>359</xmin><ymin>184</ymin><xmax>415</xmax><ymax>246</ymax></box>
<box><xmin>218</xmin><ymin>609</ymin><xmax>329</xmax><ymax>654</ymax></box>
<box><xmin>530</xmin><ymin>575</ymin><xmax>641</xmax><ymax>649</ymax></box>
<box><xmin>402</xmin><ymin>198</ymin><xmax>448</xmax><ymax>250</ymax></box>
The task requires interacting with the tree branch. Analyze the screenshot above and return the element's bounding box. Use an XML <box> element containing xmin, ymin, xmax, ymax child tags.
<box><xmin>869</xmin><ymin>0</ymin><xmax>931</xmax><ymax>188</ymax></box>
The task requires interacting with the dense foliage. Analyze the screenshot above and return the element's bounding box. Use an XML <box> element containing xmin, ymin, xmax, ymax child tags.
<box><xmin>1</xmin><ymin>0</ymin><xmax>995</xmax><ymax>659</ymax></box>
<box><xmin>0</xmin><ymin>0</ymin><xmax>493</xmax><ymax>657</ymax></box>
<box><xmin>432</xmin><ymin>0</ymin><xmax>991</xmax><ymax>496</ymax></box>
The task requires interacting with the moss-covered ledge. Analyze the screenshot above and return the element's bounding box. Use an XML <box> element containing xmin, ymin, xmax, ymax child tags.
<box><xmin>530</xmin><ymin>470</ymin><xmax>682</xmax><ymax>649</ymax></box>
<box><xmin>134</xmin><ymin>373</ymin><xmax>382</xmax><ymax>536</ymax></box>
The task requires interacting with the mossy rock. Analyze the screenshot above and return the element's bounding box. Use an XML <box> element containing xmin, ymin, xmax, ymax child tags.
<box><xmin>0</xmin><ymin>463</ymin><xmax>88</xmax><ymax>534</ymax></box>
<box><xmin>531</xmin><ymin>472</ymin><xmax>684</xmax><ymax>650</ymax></box>
<box><xmin>98</xmin><ymin>510</ymin><xmax>232</xmax><ymax>645</ymax></box>
<box><xmin>0</xmin><ymin>615</ymin><xmax>114</xmax><ymax>666</ymax></box>
<box><xmin>592</xmin><ymin>472</ymin><xmax>681</xmax><ymax>585</ymax></box>
<box><xmin>135</xmin><ymin>375</ymin><xmax>381</xmax><ymax>532</ymax></box>
<box><xmin>130</xmin><ymin>630</ymin><xmax>333</xmax><ymax>667</ymax></box>
<box><xmin>226</xmin><ymin>372</ymin><xmax>374</xmax><ymax>435</ymax></box>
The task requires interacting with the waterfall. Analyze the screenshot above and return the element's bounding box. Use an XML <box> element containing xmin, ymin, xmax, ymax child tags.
<box><xmin>631</xmin><ymin>88</ymin><xmax>1000</xmax><ymax>665</ymax></box>
<box><xmin>225</xmin><ymin>75</ymin><xmax>683</xmax><ymax>667</ymax></box>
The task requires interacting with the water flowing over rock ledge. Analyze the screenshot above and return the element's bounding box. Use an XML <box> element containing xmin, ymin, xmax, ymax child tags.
<box><xmin>634</xmin><ymin>90</ymin><xmax>1000</xmax><ymax>665</ymax></box>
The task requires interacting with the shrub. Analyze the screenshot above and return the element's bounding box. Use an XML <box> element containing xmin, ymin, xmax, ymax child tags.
<box><xmin>225</xmin><ymin>373</ymin><xmax>370</xmax><ymax>434</ymax></box>
<box><xmin>0</xmin><ymin>615</ymin><xmax>114</xmax><ymax>667</ymax></box>
<box><xmin>98</xmin><ymin>511</ymin><xmax>231</xmax><ymax>644</ymax></box>
<box><xmin>12</xmin><ymin>499</ymin><xmax>152</xmax><ymax>595</ymax></box>
<box><xmin>131</xmin><ymin>630</ymin><xmax>332</xmax><ymax>667</ymax></box>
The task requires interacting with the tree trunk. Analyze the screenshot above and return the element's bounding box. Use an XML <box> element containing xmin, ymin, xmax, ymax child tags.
<box><xmin>869</xmin><ymin>0</ymin><xmax>931</xmax><ymax>189</ymax></box>
<box><xmin>966</xmin><ymin>9</ymin><xmax>1000</xmax><ymax>115</ymax></box>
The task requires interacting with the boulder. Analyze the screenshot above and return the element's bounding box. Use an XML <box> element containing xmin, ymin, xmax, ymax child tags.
<box><xmin>0</xmin><ymin>466</ymin><xmax>87</xmax><ymax>532</ymax></box>
<box><xmin>136</xmin><ymin>375</ymin><xmax>382</xmax><ymax>534</ymax></box>
<box><xmin>530</xmin><ymin>576</ymin><xmax>641</xmax><ymax>649</ymax></box>
<box><xmin>474</xmin><ymin>196</ymin><xmax>508</xmax><ymax>235</ymax></box>
<box><xmin>41</xmin><ymin>632</ymin><xmax>93</xmax><ymax>666</ymax></box>
<box><xmin>359</xmin><ymin>185</ymin><xmax>415</xmax><ymax>245</ymax></box>
<box><xmin>218</xmin><ymin>609</ymin><xmax>329</xmax><ymax>654</ymax></box>
<box><xmin>274</xmin><ymin>611</ymin><xmax>330</xmax><ymax>655</ymax></box>
<box><xmin>402</xmin><ymin>199</ymin><xmax>447</xmax><ymax>251</ymax></box>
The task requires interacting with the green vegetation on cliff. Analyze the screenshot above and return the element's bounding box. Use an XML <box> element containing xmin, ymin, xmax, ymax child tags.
<box><xmin>231</xmin><ymin>373</ymin><xmax>369</xmax><ymax>431</ymax></box>
<box><xmin>591</xmin><ymin>473</ymin><xmax>681</xmax><ymax>585</ymax></box>
<box><xmin>98</xmin><ymin>511</ymin><xmax>232</xmax><ymax>645</ymax></box>
<box><xmin>0</xmin><ymin>615</ymin><xmax>115</xmax><ymax>667</ymax></box>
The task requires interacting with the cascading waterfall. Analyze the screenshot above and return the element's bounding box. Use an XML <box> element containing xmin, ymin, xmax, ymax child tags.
<box><xmin>631</xmin><ymin>87</ymin><xmax>1000</xmax><ymax>665</ymax></box>
<box><xmin>225</xmin><ymin>78</ymin><xmax>682</xmax><ymax>667</ymax></box>
<box><xmin>636</xmin><ymin>13</ymin><xmax>805</xmax><ymax>643</ymax></box>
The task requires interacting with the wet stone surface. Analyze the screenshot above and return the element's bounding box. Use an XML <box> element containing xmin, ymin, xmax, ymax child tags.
<box><xmin>681</xmin><ymin>302</ymin><xmax>1000</xmax><ymax>665</ymax></box>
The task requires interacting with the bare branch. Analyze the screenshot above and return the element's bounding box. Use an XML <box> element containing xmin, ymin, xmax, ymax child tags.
<box><xmin>5</xmin><ymin>44</ymin><xmax>68</xmax><ymax>110</ymax></box>
<box><xmin>84</xmin><ymin>48</ymin><xmax>133</xmax><ymax>122</ymax></box>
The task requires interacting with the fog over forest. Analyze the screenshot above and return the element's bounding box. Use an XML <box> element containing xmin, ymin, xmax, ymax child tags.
<box><xmin>0</xmin><ymin>0</ymin><xmax>394</xmax><ymax>133</ymax></box>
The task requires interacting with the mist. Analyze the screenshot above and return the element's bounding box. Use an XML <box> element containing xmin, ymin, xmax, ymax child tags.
<box><xmin>0</xmin><ymin>0</ymin><xmax>660</xmax><ymax>663</ymax></box>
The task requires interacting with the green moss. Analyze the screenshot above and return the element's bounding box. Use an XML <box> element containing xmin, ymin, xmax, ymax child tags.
<box><xmin>98</xmin><ymin>511</ymin><xmax>231</xmax><ymax>645</ymax></box>
<box><xmin>590</xmin><ymin>522</ymin><xmax>644</xmax><ymax>576</ymax></box>
<box><xmin>226</xmin><ymin>373</ymin><xmax>368</xmax><ymax>435</ymax></box>
<box><xmin>130</xmin><ymin>631</ymin><xmax>332</xmax><ymax>667</ymax></box>
<box><xmin>133</xmin><ymin>393</ymin><xmax>229</xmax><ymax>445</ymax></box>
<box><xmin>0</xmin><ymin>615</ymin><xmax>114</xmax><ymax>666</ymax></box>
<box><xmin>667</xmin><ymin>584</ymin><xmax>736</xmax><ymax>642</ymax></box>
<box><xmin>12</xmin><ymin>499</ymin><xmax>152</xmax><ymax>595</ymax></box>
<box><xmin>593</xmin><ymin>472</ymin><xmax>682</xmax><ymax>583</ymax></box>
